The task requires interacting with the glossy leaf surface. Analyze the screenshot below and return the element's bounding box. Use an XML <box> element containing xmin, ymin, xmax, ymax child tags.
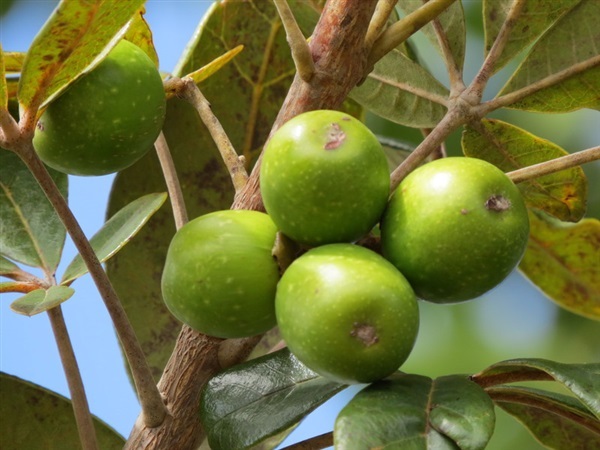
<box><xmin>462</xmin><ymin>119</ymin><xmax>587</xmax><ymax>222</ymax></box>
<box><xmin>61</xmin><ymin>192</ymin><xmax>167</xmax><ymax>285</ymax></box>
<box><xmin>483</xmin><ymin>0</ymin><xmax>582</xmax><ymax>73</ymax></box>
<box><xmin>0</xmin><ymin>149</ymin><xmax>67</xmax><ymax>271</ymax></box>
<box><xmin>498</xmin><ymin>0</ymin><xmax>600</xmax><ymax>112</ymax></box>
<box><xmin>488</xmin><ymin>386</ymin><xmax>600</xmax><ymax>449</ymax></box>
<box><xmin>0</xmin><ymin>372</ymin><xmax>124</xmax><ymax>449</ymax></box>
<box><xmin>10</xmin><ymin>286</ymin><xmax>74</xmax><ymax>316</ymax></box>
<box><xmin>350</xmin><ymin>48</ymin><xmax>449</xmax><ymax>128</ymax></box>
<box><xmin>520</xmin><ymin>212</ymin><xmax>600</xmax><ymax>320</ymax></box>
<box><xmin>18</xmin><ymin>0</ymin><xmax>144</xmax><ymax>112</ymax></box>
<box><xmin>334</xmin><ymin>373</ymin><xmax>495</xmax><ymax>450</ymax></box>
<box><xmin>201</xmin><ymin>349</ymin><xmax>344</xmax><ymax>450</ymax></box>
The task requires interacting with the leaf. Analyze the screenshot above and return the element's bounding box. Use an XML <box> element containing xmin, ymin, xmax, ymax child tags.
<box><xmin>497</xmin><ymin>0</ymin><xmax>600</xmax><ymax>113</ymax></box>
<box><xmin>472</xmin><ymin>358</ymin><xmax>600</xmax><ymax>419</ymax></box>
<box><xmin>488</xmin><ymin>386</ymin><xmax>600</xmax><ymax>449</ymax></box>
<box><xmin>1</xmin><ymin>44</ymin><xmax>7</xmax><ymax>110</ymax></box>
<box><xmin>200</xmin><ymin>349</ymin><xmax>344</xmax><ymax>450</ymax></box>
<box><xmin>0</xmin><ymin>255</ymin><xmax>19</xmax><ymax>276</ymax></box>
<box><xmin>184</xmin><ymin>45</ymin><xmax>245</xmax><ymax>87</ymax></box>
<box><xmin>10</xmin><ymin>285</ymin><xmax>74</xmax><ymax>316</ymax></box>
<box><xmin>106</xmin><ymin>0</ymin><xmax>320</xmax><ymax>380</ymax></box>
<box><xmin>483</xmin><ymin>0</ymin><xmax>583</xmax><ymax>74</ymax></box>
<box><xmin>2</xmin><ymin>51</ymin><xmax>26</xmax><ymax>72</ymax></box>
<box><xmin>0</xmin><ymin>372</ymin><xmax>124</xmax><ymax>449</ymax></box>
<box><xmin>520</xmin><ymin>211</ymin><xmax>600</xmax><ymax>320</ymax></box>
<box><xmin>124</xmin><ymin>7</ymin><xmax>159</xmax><ymax>67</ymax></box>
<box><xmin>18</xmin><ymin>0</ymin><xmax>145</xmax><ymax>113</ymax></box>
<box><xmin>334</xmin><ymin>373</ymin><xmax>495</xmax><ymax>450</ymax></box>
<box><xmin>60</xmin><ymin>192</ymin><xmax>167</xmax><ymax>285</ymax></box>
<box><xmin>0</xmin><ymin>149</ymin><xmax>67</xmax><ymax>271</ymax></box>
<box><xmin>397</xmin><ymin>0</ymin><xmax>466</xmax><ymax>70</ymax></box>
<box><xmin>462</xmin><ymin>119</ymin><xmax>587</xmax><ymax>222</ymax></box>
<box><xmin>350</xmin><ymin>48</ymin><xmax>449</xmax><ymax>128</ymax></box>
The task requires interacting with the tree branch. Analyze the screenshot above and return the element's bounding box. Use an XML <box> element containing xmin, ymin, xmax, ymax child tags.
<box><xmin>279</xmin><ymin>432</ymin><xmax>334</xmax><ymax>450</ymax></box>
<box><xmin>48</xmin><ymin>305</ymin><xmax>99</xmax><ymax>450</ymax></box>
<box><xmin>364</xmin><ymin>0</ymin><xmax>398</xmax><ymax>50</ymax></box>
<box><xmin>507</xmin><ymin>146</ymin><xmax>600</xmax><ymax>184</ymax></box>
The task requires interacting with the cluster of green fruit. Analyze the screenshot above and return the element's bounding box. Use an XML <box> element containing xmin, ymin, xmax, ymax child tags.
<box><xmin>162</xmin><ymin>110</ymin><xmax>530</xmax><ymax>384</ymax></box>
<box><xmin>33</xmin><ymin>40</ymin><xmax>166</xmax><ymax>176</ymax></box>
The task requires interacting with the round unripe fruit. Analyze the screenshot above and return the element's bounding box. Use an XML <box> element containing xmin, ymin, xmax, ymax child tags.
<box><xmin>161</xmin><ymin>210</ymin><xmax>280</xmax><ymax>338</ymax></box>
<box><xmin>381</xmin><ymin>157</ymin><xmax>530</xmax><ymax>303</ymax></box>
<box><xmin>276</xmin><ymin>243</ymin><xmax>419</xmax><ymax>384</ymax></box>
<box><xmin>33</xmin><ymin>40</ymin><xmax>166</xmax><ymax>176</ymax></box>
<box><xmin>260</xmin><ymin>110</ymin><xmax>390</xmax><ymax>246</ymax></box>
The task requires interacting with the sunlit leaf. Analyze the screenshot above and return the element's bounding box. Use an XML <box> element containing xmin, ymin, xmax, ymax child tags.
<box><xmin>350</xmin><ymin>48</ymin><xmax>449</xmax><ymax>128</ymax></box>
<box><xmin>488</xmin><ymin>386</ymin><xmax>600</xmax><ymax>449</ymax></box>
<box><xmin>473</xmin><ymin>358</ymin><xmax>600</xmax><ymax>419</ymax></box>
<box><xmin>61</xmin><ymin>192</ymin><xmax>167</xmax><ymax>285</ymax></box>
<box><xmin>106</xmin><ymin>0</ymin><xmax>320</xmax><ymax>380</ymax></box>
<box><xmin>2</xmin><ymin>51</ymin><xmax>25</xmax><ymax>72</ymax></box>
<box><xmin>497</xmin><ymin>0</ymin><xmax>600</xmax><ymax>112</ymax></box>
<box><xmin>397</xmin><ymin>0</ymin><xmax>466</xmax><ymax>70</ymax></box>
<box><xmin>10</xmin><ymin>286</ymin><xmax>74</xmax><ymax>316</ymax></box>
<box><xmin>520</xmin><ymin>211</ymin><xmax>600</xmax><ymax>320</ymax></box>
<box><xmin>1</xmin><ymin>45</ymin><xmax>7</xmax><ymax>110</ymax></box>
<box><xmin>184</xmin><ymin>45</ymin><xmax>244</xmax><ymax>87</ymax></box>
<box><xmin>462</xmin><ymin>119</ymin><xmax>587</xmax><ymax>222</ymax></box>
<box><xmin>201</xmin><ymin>349</ymin><xmax>344</xmax><ymax>450</ymax></box>
<box><xmin>335</xmin><ymin>373</ymin><xmax>495</xmax><ymax>450</ymax></box>
<box><xmin>483</xmin><ymin>0</ymin><xmax>582</xmax><ymax>73</ymax></box>
<box><xmin>0</xmin><ymin>149</ymin><xmax>67</xmax><ymax>271</ymax></box>
<box><xmin>0</xmin><ymin>372</ymin><xmax>125</xmax><ymax>449</ymax></box>
<box><xmin>124</xmin><ymin>7</ymin><xmax>159</xmax><ymax>67</ymax></box>
<box><xmin>18</xmin><ymin>0</ymin><xmax>145</xmax><ymax>113</ymax></box>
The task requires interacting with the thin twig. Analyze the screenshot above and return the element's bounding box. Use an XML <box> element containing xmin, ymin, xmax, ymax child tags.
<box><xmin>429</xmin><ymin>11</ymin><xmax>465</xmax><ymax>93</ymax></box>
<box><xmin>464</xmin><ymin>0</ymin><xmax>526</xmax><ymax>103</ymax></box>
<box><xmin>175</xmin><ymin>77</ymin><xmax>249</xmax><ymax>194</ymax></box>
<box><xmin>368</xmin><ymin>0</ymin><xmax>456</xmax><ymax>69</ymax></box>
<box><xmin>48</xmin><ymin>305</ymin><xmax>99</xmax><ymax>450</ymax></box>
<box><xmin>476</xmin><ymin>55</ymin><xmax>600</xmax><ymax>115</ymax></box>
<box><xmin>507</xmin><ymin>146</ymin><xmax>600</xmax><ymax>184</ymax></box>
<box><xmin>279</xmin><ymin>432</ymin><xmax>334</xmax><ymax>450</ymax></box>
<box><xmin>154</xmin><ymin>131</ymin><xmax>188</xmax><ymax>230</ymax></box>
<box><xmin>15</xmin><ymin>140</ymin><xmax>167</xmax><ymax>428</ymax></box>
<box><xmin>273</xmin><ymin>0</ymin><xmax>315</xmax><ymax>82</ymax></box>
<box><xmin>364</xmin><ymin>0</ymin><xmax>398</xmax><ymax>50</ymax></box>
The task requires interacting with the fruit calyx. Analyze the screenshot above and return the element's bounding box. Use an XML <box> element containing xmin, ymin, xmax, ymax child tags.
<box><xmin>350</xmin><ymin>322</ymin><xmax>379</xmax><ymax>347</ymax></box>
<box><xmin>485</xmin><ymin>194</ymin><xmax>512</xmax><ymax>212</ymax></box>
<box><xmin>324</xmin><ymin>122</ymin><xmax>346</xmax><ymax>150</ymax></box>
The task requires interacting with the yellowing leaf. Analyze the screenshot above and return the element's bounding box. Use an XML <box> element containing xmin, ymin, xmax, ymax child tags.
<box><xmin>184</xmin><ymin>45</ymin><xmax>244</xmax><ymax>87</ymax></box>
<box><xmin>124</xmin><ymin>7</ymin><xmax>159</xmax><ymax>67</ymax></box>
<box><xmin>462</xmin><ymin>119</ymin><xmax>587</xmax><ymax>222</ymax></box>
<box><xmin>520</xmin><ymin>211</ymin><xmax>600</xmax><ymax>320</ymax></box>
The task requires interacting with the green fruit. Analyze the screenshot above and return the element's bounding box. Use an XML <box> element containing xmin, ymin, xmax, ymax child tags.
<box><xmin>260</xmin><ymin>110</ymin><xmax>390</xmax><ymax>246</ymax></box>
<box><xmin>33</xmin><ymin>40</ymin><xmax>166</xmax><ymax>176</ymax></box>
<box><xmin>381</xmin><ymin>157</ymin><xmax>530</xmax><ymax>303</ymax></box>
<box><xmin>276</xmin><ymin>243</ymin><xmax>419</xmax><ymax>384</ymax></box>
<box><xmin>161</xmin><ymin>210</ymin><xmax>280</xmax><ymax>338</ymax></box>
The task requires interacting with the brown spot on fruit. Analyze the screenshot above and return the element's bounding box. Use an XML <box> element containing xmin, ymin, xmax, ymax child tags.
<box><xmin>485</xmin><ymin>195</ymin><xmax>511</xmax><ymax>212</ymax></box>
<box><xmin>350</xmin><ymin>322</ymin><xmax>379</xmax><ymax>347</ymax></box>
<box><xmin>324</xmin><ymin>122</ymin><xmax>346</xmax><ymax>150</ymax></box>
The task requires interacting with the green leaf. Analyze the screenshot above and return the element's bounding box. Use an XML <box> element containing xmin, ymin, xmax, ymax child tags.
<box><xmin>483</xmin><ymin>0</ymin><xmax>582</xmax><ymax>74</ymax></box>
<box><xmin>462</xmin><ymin>119</ymin><xmax>587</xmax><ymax>222</ymax></box>
<box><xmin>61</xmin><ymin>192</ymin><xmax>167</xmax><ymax>285</ymax></box>
<box><xmin>0</xmin><ymin>372</ymin><xmax>124</xmax><ymax>449</ymax></box>
<box><xmin>10</xmin><ymin>285</ymin><xmax>74</xmax><ymax>316</ymax></box>
<box><xmin>1</xmin><ymin>44</ymin><xmax>7</xmax><ymax>110</ymax></box>
<box><xmin>488</xmin><ymin>386</ymin><xmax>600</xmax><ymax>449</ymax></box>
<box><xmin>397</xmin><ymin>0</ymin><xmax>466</xmax><ymax>70</ymax></box>
<box><xmin>201</xmin><ymin>349</ymin><xmax>344</xmax><ymax>450</ymax></box>
<box><xmin>497</xmin><ymin>0</ymin><xmax>600</xmax><ymax>113</ymax></box>
<box><xmin>0</xmin><ymin>255</ymin><xmax>19</xmax><ymax>276</ymax></box>
<box><xmin>106</xmin><ymin>0</ymin><xmax>319</xmax><ymax>380</ymax></box>
<box><xmin>349</xmin><ymin>49</ymin><xmax>449</xmax><ymax>128</ymax></box>
<box><xmin>2</xmin><ymin>51</ymin><xmax>25</xmax><ymax>72</ymax></box>
<box><xmin>0</xmin><ymin>149</ymin><xmax>67</xmax><ymax>271</ymax></box>
<box><xmin>334</xmin><ymin>373</ymin><xmax>495</xmax><ymax>450</ymax></box>
<box><xmin>520</xmin><ymin>211</ymin><xmax>600</xmax><ymax>320</ymax></box>
<box><xmin>473</xmin><ymin>358</ymin><xmax>600</xmax><ymax>419</ymax></box>
<box><xmin>124</xmin><ymin>7</ymin><xmax>159</xmax><ymax>67</ymax></box>
<box><xmin>18</xmin><ymin>0</ymin><xmax>145</xmax><ymax>113</ymax></box>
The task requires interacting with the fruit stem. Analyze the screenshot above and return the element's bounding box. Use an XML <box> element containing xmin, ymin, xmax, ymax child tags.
<box><xmin>48</xmin><ymin>305</ymin><xmax>100</xmax><ymax>450</ymax></box>
<box><xmin>154</xmin><ymin>130</ymin><xmax>188</xmax><ymax>230</ymax></box>
<box><xmin>14</xmin><ymin>139</ymin><xmax>167</xmax><ymax>428</ymax></box>
<box><xmin>170</xmin><ymin>77</ymin><xmax>249</xmax><ymax>195</ymax></box>
<box><xmin>273</xmin><ymin>0</ymin><xmax>315</xmax><ymax>82</ymax></box>
<box><xmin>367</xmin><ymin>0</ymin><xmax>457</xmax><ymax>69</ymax></box>
<box><xmin>507</xmin><ymin>146</ymin><xmax>600</xmax><ymax>184</ymax></box>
